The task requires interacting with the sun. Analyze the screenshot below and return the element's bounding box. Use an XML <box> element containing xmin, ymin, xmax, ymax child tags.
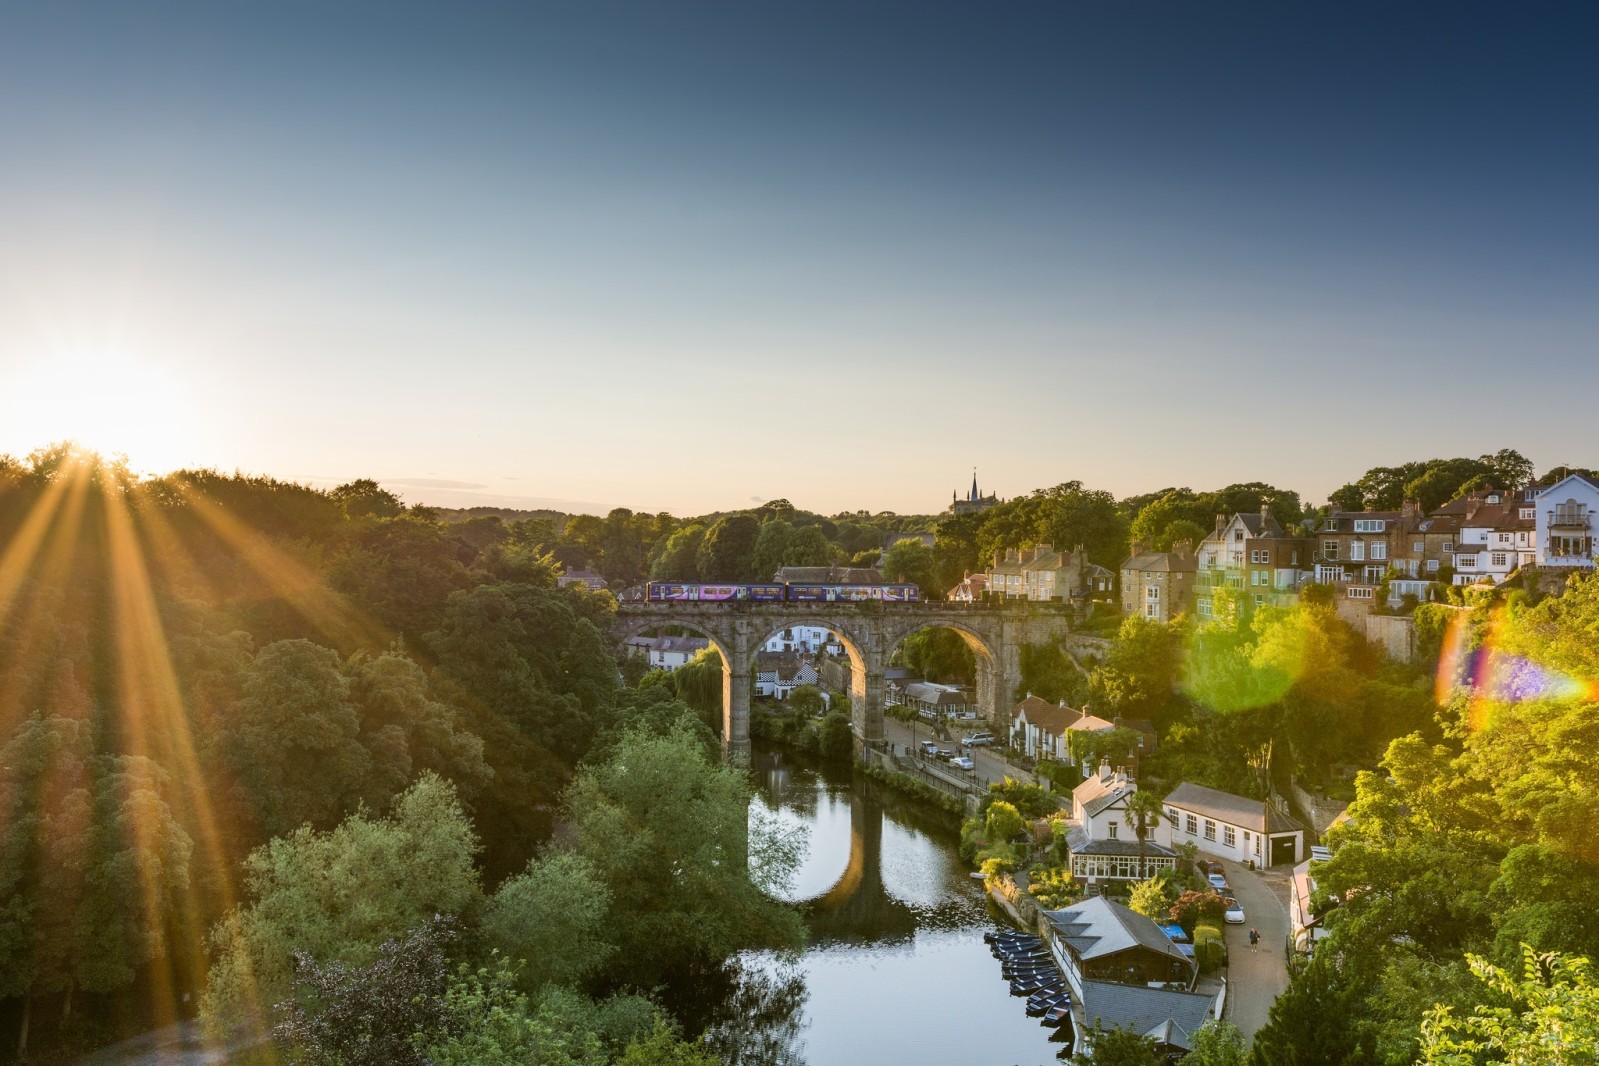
<box><xmin>3</xmin><ymin>352</ymin><xmax>201</xmax><ymax>473</ymax></box>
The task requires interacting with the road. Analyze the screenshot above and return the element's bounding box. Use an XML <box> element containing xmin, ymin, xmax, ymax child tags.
<box><xmin>1207</xmin><ymin>853</ymin><xmax>1291</xmax><ymax>1039</ymax></box>
<box><xmin>880</xmin><ymin>717</ymin><xmax>1047</xmax><ymax>794</ymax></box>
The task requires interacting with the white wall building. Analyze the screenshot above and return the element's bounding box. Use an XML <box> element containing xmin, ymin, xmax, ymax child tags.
<box><xmin>762</xmin><ymin>626</ymin><xmax>840</xmax><ymax>655</ymax></box>
<box><xmin>1163</xmin><ymin>781</ymin><xmax>1305</xmax><ymax>867</ymax></box>
<box><xmin>1535</xmin><ymin>474</ymin><xmax>1599</xmax><ymax>571</ymax></box>
<box><xmin>624</xmin><ymin>635</ymin><xmax>710</xmax><ymax>671</ymax></box>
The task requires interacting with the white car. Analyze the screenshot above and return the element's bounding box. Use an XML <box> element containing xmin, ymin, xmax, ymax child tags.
<box><xmin>1207</xmin><ymin>872</ymin><xmax>1230</xmax><ymax>893</ymax></box>
<box><xmin>962</xmin><ymin>732</ymin><xmax>995</xmax><ymax>747</ymax></box>
<box><xmin>950</xmin><ymin>755</ymin><xmax>976</xmax><ymax>771</ymax></box>
<box><xmin>1224</xmin><ymin>898</ymin><xmax>1245</xmax><ymax>924</ymax></box>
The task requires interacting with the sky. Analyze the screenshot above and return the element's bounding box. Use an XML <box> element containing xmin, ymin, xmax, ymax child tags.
<box><xmin>1</xmin><ymin>1</ymin><xmax>1596</xmax><ymax>516</ymax></box>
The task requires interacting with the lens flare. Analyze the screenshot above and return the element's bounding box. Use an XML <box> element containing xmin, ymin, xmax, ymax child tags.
<box><xmin>1436</xmin><ymin>607</ymin><xmax>1597</xmax><ymax>730</ymax></box>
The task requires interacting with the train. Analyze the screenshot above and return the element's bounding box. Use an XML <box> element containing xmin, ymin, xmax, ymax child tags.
<box><xmin>646</xmin><ymin>581</ymin><xmax>921</xmax><ymax>603</ymax></box>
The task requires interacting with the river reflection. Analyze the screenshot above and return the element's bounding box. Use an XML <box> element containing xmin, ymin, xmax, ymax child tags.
<box><xmin>715</xmin><ymin>748</ymin><xmax>1067</xmax><ymax>1066</ymax></box>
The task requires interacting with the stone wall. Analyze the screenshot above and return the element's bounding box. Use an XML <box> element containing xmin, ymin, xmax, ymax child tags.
<box><xmin>1364</xmin><ymin>613</ymin><xmax>1416</xmax><ymax>663</ymax></box>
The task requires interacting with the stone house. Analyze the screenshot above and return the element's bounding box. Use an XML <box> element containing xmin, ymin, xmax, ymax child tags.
<box><xmin>1119</xmin><ymin>540</ymin><xmax>1196</xmax><ymax>622</ymax></box>
<box><xmin>1194</xmin><ymin>506</ymin><xmax>1312</xmax><ymax>620</ymax></box>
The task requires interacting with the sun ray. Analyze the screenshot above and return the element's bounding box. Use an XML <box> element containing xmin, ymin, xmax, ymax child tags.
<box><xmin>99</xmin><ymin>475</ymin><xmax>249</xmax><ymax>1032</ymax></box>
<box><xmin>171</xmin><ymin>480</ymin><xmax>392</xmax><ymax>651</ymax></box>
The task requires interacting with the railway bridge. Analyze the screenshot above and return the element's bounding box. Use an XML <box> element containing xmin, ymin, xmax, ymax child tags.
<box><xmin>613</xmin><ymin>600</ymin><xmax>1075</xmax><ymax>761</ymax></box>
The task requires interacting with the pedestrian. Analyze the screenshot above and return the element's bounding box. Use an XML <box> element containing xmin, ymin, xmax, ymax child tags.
<box><xmin>1248</xmin><ymin>927</ymin><xmax>1259</xmax><ymax>952</ymax></box>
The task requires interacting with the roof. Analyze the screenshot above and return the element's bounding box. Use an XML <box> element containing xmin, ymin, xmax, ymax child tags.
<box><xmin>628</xmin><ymin>635</ymin><xmax>710</xmax><ymax>656</ymax></box>
<box><xmin>1069</xmin><ymin>836</ymin><xmax>1177</xmax><ymax>858</ymax></box>
<box><xmin>1078</xmin><ymin>980</ymin><xmax>1214</xmax><ymax>1053</ymax></box>
<box><xmin>1121</xmin><ymin>551</ymin><xmax>1196</xmax><ymax>574</ymax></box>
<box><xmin>1164</xmin><ymin>781</ymin><xmax>1304</xmax><ymax>835</ymax></box>
<box><xmin>1011</xmin><ymin>695</ymin><xmax>1087</xmax><ymax>734</ymax></box>
<box><xmin>1536</xmin><ymin>473</ymin><xmax>1599</xmax><ymax>498</ymax></box>
<box><xmin>1044</xmin><ymin>897</ymin><xmax>1194</xmax><ymax>969</ymax></box>
<box><xmin>1073</xmin><ymin>769</ymin><xmax>1137</xmax><ymax>818</ymax></box>
<box><xmin>773</xmin><ymin>566</ymin><xmax>883</xmax><ymax>583</ymax></box>
<box><xmin>904</xmin><ymin>681</ymin><xmax>967</xmax><ymax>705</ymax></box>
<box><xmin>1068</xmin><ymin>713</ymin><xmax>1117</xmax><ymax>733</ymax></box>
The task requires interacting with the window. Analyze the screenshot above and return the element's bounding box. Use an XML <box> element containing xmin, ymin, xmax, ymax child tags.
<box><xmin>1166</xmin><ymin>808</ymin><xmax>1179</xmax><ymax>827</ymax></box>
<box><xmin>1291</xmin><ymin>551</ymin><xmax>1299</xmax><ymax>565</ymax></box>
<box><xmin>1351</xmin><ymin>541</ymin><xmax>1365</xmax><ymax>561</ymax></box>
<box><xmin>1459</xmin><ymin>555</ymin><xmax>1478</xmax><ymax>568</ymax></box>
<box><xmin>1365</xmin><ymin>566</ymin><xmax>1385</xmax><ymax>583</ymax></box>
<box><xmin>1325</xmin><ymin>519</ymin><xmax>1339</xmax><ymax>531</ymax></box>
<box><xmin>1347</xmin><ymin>586</ymin><xmax>1374</xmax><ymax>599</ymax></box>
<box><xmin>1186</xmin><ymin>813</ymin><xmax>1198</xmax><ymax>835</ymax></box>
<box><xmin>1224</xmin><ymin>826</ymin><xmax>1236</xmax><ymax>847</ymax></box>
<box><xmin>1521</xmin><ymin>508</ymin><xmax>1534</xmax><ymax>520</ymax></box>
<box><xmin>1354</xmin><ymin>519</ymin><xmax>1386</xmax><ymax>533</ymax></box>
<box><xmin>1233</xmin><ymin>530</ymin><xmax>1244</xmax><ymax>542</ymax></box>
<box><xmin>1427</xmin><ymin>559</ymin><xmax>1440</xmax><ymax>573</ymax></box>
<box><xmin>1254</xmin><ymin>594</ymin><xmax>1264</xmax><ymax>605</ymax></box>
<box><xmin>1323</xmin><ymin>541</ymin><xmax>1339</xmax><ymax>560</ymax></box>
<box><xmin>1203</xmin><ymin>819</ymin><xmax>1216</xmax><ymax>841</ymax></box>
<box><xmin>1492</xmin><ymin>553</ymin><xmax>1507</xmax><ymax>567</ymax></box>
<box><xmin>1371</xmin><ymin>542</ymin><xmax>1387</xmax><ymax>560</ymax></box>
<box><xmin>1108</xmin><ymin>822</ymin><xmax>1118</xmax><ymax>839</ymax></box>
<box><xmin>1443</xmin><ymin>542</ymin><xmax>1454</xmax><ymax>552</ymax></box>
<box><xmin>1198</xmin><ymin>601</ymin><xmax>1213</xmax><ymax>618</ymax></box>
<box><xmin>1413</xmin><ymin>541</ymin><xmax>1425</xmax><ymax>552</ymax></box>
<box><xmin>1499</xmin><ymin>533</ymin><xmax>1510</xmax><ymax>543</ymax></box>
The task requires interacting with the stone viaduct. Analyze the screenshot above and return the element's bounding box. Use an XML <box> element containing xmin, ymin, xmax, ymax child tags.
<box><xmin>614</xmin><ymin>601</ymin><xmax>1074</xmax><ymax>761</ymax></box>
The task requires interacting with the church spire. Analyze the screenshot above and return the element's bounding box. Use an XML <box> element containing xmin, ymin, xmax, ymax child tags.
<box><xmin>970</xmin><ymin>468</ymin><xmax>979</xmax><ymax>503</ymax></box>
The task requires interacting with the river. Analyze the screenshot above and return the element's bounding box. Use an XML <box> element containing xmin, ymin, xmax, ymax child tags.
<box><xmin>708</xmin><ymin>746</ymin><xmax>1068</xmax><ymax>1066</ymax></box>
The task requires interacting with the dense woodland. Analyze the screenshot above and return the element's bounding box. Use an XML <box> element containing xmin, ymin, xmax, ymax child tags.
<box><xmin>0</xmin><ymin>442</ymin><xmax>1595</xmax><ymax>1063</ymax></box>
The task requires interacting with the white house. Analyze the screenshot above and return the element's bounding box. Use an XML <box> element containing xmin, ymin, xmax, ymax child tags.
<box><xmin>1064</xmin><ymin>764</ymin><xmax>1177</xmax><ymax>887</ymax></box>
<box><xmin>1442</xmin><ymin>488</ymin><xmax>1536</xmax><ymax>586</ymax></box>
<box><xmin>754</xmin><ymin>654</ymin><xmax>820</xmax><ymax>699</ymax></box>
<box><xmin>1163</xmin><ymin>781</ymin><xmax>1305</xmax><ymax>867</ymax></box>
<box><xmin>762</xmin><ymin>626</ymin><xmax>840</xmax><ymax>655</ymax></box>
<box><xmin>902</xmin><ymin>681</ymin><xmax>972</xmax><ymax>719</ymax></box>
<box><xmin>624</xmin><ymin>635</ymin><xmax>710</xmax><ymax>671</ymax></box>
<box><xmin>1535</xmin><ymin>474</ymin><xmax>1599</xmax><ymax>571</ymax></box>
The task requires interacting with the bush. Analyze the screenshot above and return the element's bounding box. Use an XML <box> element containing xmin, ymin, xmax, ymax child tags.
<box><xmin>1193</xmin><ymin>933</ymin><xmax>1227</xmax><ymax>972</ymax></box>
<box><xmin>984</xmin><ymin>777</ymin><xmax>1058</xmax><ymax>819</ymax></box>
<box><xmin>862</xmin><ymin>764</ymin><xmax>964</xmax><ymax>819</ymax></box>
<box><xmin>986</xmin><ymin>800</ymin><xmax>1026</xmax><ymax>844</ymax></box>
<box><xmin>1171</xmin><ymin>890</ymin><xmax>1227</xmax><ymax>934</ymax></box>
<box><xmin>1027</xmin><ymin>866</ymin><xmax>1079</xmax><ymax>910</ymax></box>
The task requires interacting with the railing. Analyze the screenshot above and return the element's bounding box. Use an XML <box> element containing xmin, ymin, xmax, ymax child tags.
<box><xmin>1549</xmin><ymin>510</ymin><xmax>1591</xmax><ymax>529</ymax></box>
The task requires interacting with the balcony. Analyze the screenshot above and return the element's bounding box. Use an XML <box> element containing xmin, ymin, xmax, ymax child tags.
<box><xmin>1548</xmin><ymin>510</ymin><xmax>1592</xmax><ymax>531</ymax></box>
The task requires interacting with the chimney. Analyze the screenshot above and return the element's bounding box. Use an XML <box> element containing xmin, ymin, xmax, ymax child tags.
<box><xmin>1098</xmin><ymin>758</ymin><xmax>1112</xmax><ymax>783</ymax></box>
<box><xmin>1130</xmin><ymin>539</ymin><xmax>1145</xmax><ymax>557</ymax></box>
<box><xmin>1261</xmin><ymin>502</ymin><xmax>1272</xmax><ymax>522</ymax></box>
<box><xmin>1059</xmin><ymin>698</ymin><xmax>1067</xmax><ymax>708</ymax></box>
<box><xmin>992</xmin><ymin>550</ymin><xmax>1003</xmax><ymax>568</ymax></box>
<box><xmin>1037</xmin><ymin>542</ymin><xmax>1053</xmax><ymax>555</ymax></box>
<box><xmin>1173</xmin><ymin>538</ymin><xmax>1193</xmax><ymax>560</ymax></box>
<box><xmin>1215</xmin><ymin>513</ymin><xmax>1226</xmax><ymax>536</ymax></box>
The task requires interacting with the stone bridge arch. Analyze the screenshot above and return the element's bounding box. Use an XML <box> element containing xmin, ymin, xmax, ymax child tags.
<box><xmin>614</xmin><ymin>602</ymin><xmax>1073</xmax><ymax>762</ymax></box>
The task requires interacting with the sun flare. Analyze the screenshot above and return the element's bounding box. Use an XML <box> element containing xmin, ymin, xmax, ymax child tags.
<box><xmin>4</xmin><ymin>353</ymin><xmax>199</xmax><ymax>472</ymax></box>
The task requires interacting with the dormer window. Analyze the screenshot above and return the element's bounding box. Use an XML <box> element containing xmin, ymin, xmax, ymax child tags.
<box><xmin>1353</xmin><ymin>519</ymin><xmax>1386</xmax><ymax>533</ymax></box>
<box><xmin>1521</xmin><ymin>508</ymin><xmax>1534</xmax><ymax>520</ymax></box>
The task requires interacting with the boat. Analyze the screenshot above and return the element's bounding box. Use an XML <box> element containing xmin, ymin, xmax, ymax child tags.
<box><xmin>1041</xmin><ymin>1004</ymin><xmax>1072</xmax><ymax>1028</ymax></box>
<box><xmin>1011</xmin><ymin>977</ymin><xmax>1064</xmax><ymax>996</ymax></box>
<box><xmin>1026</xmin><ymin>992</ymin><xmax>1070</xmax><ymax>1017</ymax></box>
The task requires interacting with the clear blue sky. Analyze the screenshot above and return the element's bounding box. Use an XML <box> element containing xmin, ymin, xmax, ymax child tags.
<box><xmin>1</xmin><ymin>1</ymin><xmax>1595</xmax><ymax>515</ymax></box>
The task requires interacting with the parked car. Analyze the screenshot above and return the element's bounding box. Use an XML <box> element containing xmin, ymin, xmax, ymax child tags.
<box><xmin>1224</xmin><ymin>898</ymin><xmax>1246</xmax><ymax>924</ymax></box>
<box><xmin>1203</xmin><ymin>860</ymin><xmax>1226</xmax><ymax>877</ymax></box>
<box><xmin>1207</xmin><ymin>873</ymin><xmax>1230</xmax><ymax>893</ymax></box>
<box><xmin>920</xmin><ymin>741</ymin><xmax>941</xmax><ymax>757</ymax></box>
<box><xmin>951</xmin><ymin>755</ymin><xmax>976</xmax><ymax>771</ymax></box>
<box><xmin>962</xmin><ymin>731</ymin><xmax>995</xmax><ymax>746</ymax></box>
<box><xmin>937</xmin><ymin>747</ymin><xmax>957</xmax><ymax>761</ymax></box>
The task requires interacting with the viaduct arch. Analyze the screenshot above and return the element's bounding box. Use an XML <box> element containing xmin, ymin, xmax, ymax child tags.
<box><xmin>614</xmin><ymin>602</ymin><xmax>1073</xmax><ymax>762</ymax></box>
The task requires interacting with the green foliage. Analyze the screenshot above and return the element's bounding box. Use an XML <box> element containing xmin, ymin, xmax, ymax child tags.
<box><xmin>984</xmin><ymin>777</ymin><xmax>1057</xmax><ymax>819</ymax></box>
<box><xmin>1070</xmin><ymin>1024</ymin><xmax>1166</xmax><ymax>1066</ymax></box>
<box><xmin>985</xmin><ymin>800</ymin><xmax>1026</xmax><ymax>844</ymax></box>
<box><xmin>482</xmin><ymin>852</ymin><xmax>614</xmax><ymax>994</ymax></box>
<box><xmin>1128</xmin><ymin>876</ymin><xmax>1175</xmax><ymax>920</ymax></box>
<box><xmin>787</xmin><ymin>684</ymin><xmax>825</xmax><ymax>718</ymax></box>
<box><xmin>202</xmin><ymin>774</ymin><xmax>483</xmax><ymax>1033</ymax></box>
<box><xmin>696</xmin><ymin>514</ymin><xmax>761</xmax><ymax>581</ymax></box>
<box><xmin>895</xmin><ymin>626</ymin><xmax>976</xmax><ymax>687</ymax></box>
<box><xmin>817</xmin><ymin>710</ymin><xmax>855</xmax><ymax>764</ymax></box>
<box><xmin>1418</xmin><ymin>946</ymin><xmax>1599</xmax><ymax>1064</ymax></box>
<box><xmin>1180</xmin><ymin>1020</ymin><xmax>1248</xmax><ymax>1066</ymax></box>
<box><xmin>1027</xmin><ymin>866</ymin><xmax>1079</xmax><ymax>910</ymax></box>
<box><xmin>1018</xmin><ymin>641</ymin><xmax>1086</xmax><ymax>706</ymax></box>
<box><xmin>562</xmin><ymin>722</ymin><xmax>806</xmax><ymax>986</ymax></box>
<box><xmin>1170</xmin><ymin>890</ymin><xmax>1226</xmax><ymax>934</ymax></box>
<box><xmin>881</xmin><ymin>538</ymin><xmax>937</xmax><ymax>591</ymax></box>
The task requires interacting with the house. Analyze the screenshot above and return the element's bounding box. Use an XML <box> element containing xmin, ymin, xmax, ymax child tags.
<box><xmin>623</xmin><ymin>635</ymin><xmax>709</xmax><ymax>671</ymax></box>
<box><xmin>1119</xmin><ymin>540</ymin><xmax>1196</xmax><ymax>622</ymax></box>
<box><xmin>557</xmin><ymin>568</ymin><xmax>608</xmax><ymax>591</ymax></box>
<box><xmin>1433</xmin><ymin>486</ymin><xmax>1536</xmax><ymax>586</ymax></box>
<box><xmin>762</xmin><ymin>626</ymin><xmax>839</xmax><ymax>655</ymax></box>
<box><xmin>1290</xmin><ymin>853</ymin><xmax>1333</xmax><ymax>956</ymax></box>
<box><xmin>984</xmin><ymin>543</ymin><xmax>1104</xmax><ymax>602</ymax></box>
<box><xmin>772</xmin><ymin>565</ymin><xmax>882</xmax><ymax>584</ymax></box>
<box><xmin>1194</xmin><ymin>506</ymin><xmax>1312</xmax><ymax>620</ymax></box>
<box><xmin>1314</xmin><ymin>509</ymin><xmax>1402</xmax><ymax>611</ymax></box>
<box><xmin>947</xmin><ymin>571</ymin><xmax>989</xmax><ymax>602</ymax></box>
<box><xmin>753</xmin><ymin>652</ymin><xmax>820</xmax><ymax>699</ymax></box>
<box><xmin>1041</xmin><ymin>897</ymin><xmax>1215</xmax><ymax>1057</ymax></box>
<box><xmin>901</xmin><ymin>681</ymin><xmax>971</xmax><ymax>719</ymax></box>
<box><xmin>1163</xmin><ymin>781</ymin><xmax>1305</xmax><ymax>867</ymax></box>
<box><xmin>1534</xmin><ymin>473</ymin><xmax>1599</xmax><ymax>571</ymax></box>
<box><xmin>1065</xmin><ymin>763</ymin><xmax>1176</xmax><ymax>886</ymax></box>
<box><xmin>1010</xmin><ymin>694</ymin><xmax>1099</xmax><ymax>761</ymax></box>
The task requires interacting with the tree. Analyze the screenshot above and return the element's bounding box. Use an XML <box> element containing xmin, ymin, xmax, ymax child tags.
<box><xmin>482</xmin><ymin>852</ymin><xmax>614</xmax><ymax>994</ymax></box>
<box><xmin>1419</xmin><ymin>946</ymin><xmax>1599</xmax><ymax>1064</ymax></box>
<box><xmin>985</xmin><ymin>800</ymin><xmax>1025</xmax><ymax>844</ymax></box>
<box><xmin>881</xmin><ymin>538</ymin><xmax>937</xmax><ymax>591</ymax></box>
<box><xmin>696</xmin><ymin>515</ymin><xmax>760</xmax><ymax>581</ymax></box>
<box><xmin>787</xmin><ymin>685</ymin><xmax>824</xmax><ymax>717</ymax></box>
<box><xmin>562</xmin><ymin>723</ymin><xmax>805</xmax><ymax>986</ymax></box>
<box><xmin>1128</xmin><ymin>877</ymin><xmax>1174</xmax><ymax>921</ymax></box>
<box><xmin>331</xmin><ymin>478</ymin><xmax>405</xmax><ymax>520</ymax></box>
<box><xmin>649</xmin><ymin>523</ymin><xmax>706</xmax><ymax>581</ymax></box>
<box><xmin>1071</xmin><ymin>1025</ymin><xmax>1165</xmax><ymax>1066</ymax></box>
<box><xmin>1125</xmin><ymin>789</ymin><xmax>1166</xmax><ymax>881</ymax></box>
<box><xmin>818</xmin><ymin>711</ymin><xmax>854</xmax><ymax>764</ymax></box>
<box><xmin>273</xmin><ymin>915</ymin><xmax>458</xmax><ymax>1066</ymax></box>
<box><xmin>203</xmin><ymin>774</ymin><xmax>483</xmax><ymax>1033</ymax></box>
<box><xmin>1181</xmin><ymin>1020</ymin><xmax>1248</xmax><ymax>1066</ymax></box>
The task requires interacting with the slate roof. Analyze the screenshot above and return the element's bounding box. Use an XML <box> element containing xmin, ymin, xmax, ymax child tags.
<box><xmin>1074</xmin><ymin>772</ymin><xmax>1137</xmax><ymax>818</ymax></box>
<box><xmin>1121</xmin><ymin>551</ymin><xmax>1196</xmax><ymax>573</ymax></box>
<box><xmin>1043</xmin><ymin>897</ymin><xmax>1193</xmax><ymax>969</ymax></box>
<box><xmin>904</xmin><ymin>682</ymin><xmax>968</xmax><ymax>706</ymax></box>
<box><xmin>1164</xmin><ymin>781</ymin><xmax>1304</xmax><ymax>835</ymax></box>
<box><xmin>1069</xmin><ymin>835</ymin><xmax>1177</xmax><ymax>859</ymax></box>
<box><xmin>1079</xmin><ymin>980</ymin><xmax>1214</xmax><ymax>1052</ymax></box>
